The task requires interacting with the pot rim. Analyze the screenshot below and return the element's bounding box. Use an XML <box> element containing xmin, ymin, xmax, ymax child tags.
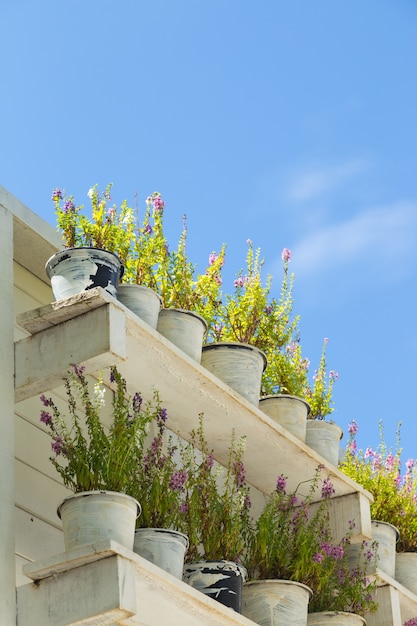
<box><xmin>57</xmin><ymin>490</ymin><xmax>141</xmax><ymax>519</ymax></box>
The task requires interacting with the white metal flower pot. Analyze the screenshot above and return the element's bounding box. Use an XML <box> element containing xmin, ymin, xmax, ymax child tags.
<box><xmin>133</xmin><ymin>528</ymin><xmax>189</xmax><ymax>579</ymax></box>
<box><xmin>117</xmin><ymin>284</ymin><xmax>162</xmax><ymax>329</ymax></box>
<box><xmin>242</xmin><ymin>579</ymin><xmax>312</xmax><ymax>626</ymax></box>
<box><xmin>57</xmin><ymin>490</ymin><xmax>141</xmax><ymax>552</ymax></box>
<box><xmin>157</xmin><ymin>308</ymin><xmax>207</xmax><ymax>362</ymax></box>
<box><xmin>201</xmin><ymin>342</ymin><xmax>267</xmax><ymax>405</ymax></box>
<box><xmin>259</xmin><ymin>395</ymin><xmax>310</xmax><ymax>442</ymax></box>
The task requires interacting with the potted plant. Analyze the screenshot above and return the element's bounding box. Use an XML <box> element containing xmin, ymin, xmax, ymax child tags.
<box><xmin>178</xmin><ymin>415</ymin><xmax>252</xmax><ymax>613</ymax></box>
<box><xmin>340</xmin><ymin>420</ymin><xmax>416</xmax><ymax>587</ymax></box>
<box><xmin>128</xmin><ymin>403</ymin><xmax>190</xmax><ymax>579</ymax></box>
<box><xmin>202</xmin><ymin>241</ymin><xmax>294</xmax><ymax>404</ymax></box>
<box><xmin>39</xmin><ymin>363</ymin><xmax>163</xmax><ymax>552</ymax></box>
<box><xmin>242</xmin><ymin>466</ymin><xmax>378</xmax><ymax>625</ymax></box>
<box><xmin>123</xmin><ymin>191</ymin><xmax>225</xmax><ymax>360</ymax></box>
<box><xmin>46</xmin><ymin>185</ymin><xmax>133</xmax><ymax>300</ymax></box>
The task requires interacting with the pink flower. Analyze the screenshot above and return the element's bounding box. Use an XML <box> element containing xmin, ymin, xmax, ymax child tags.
<box><xmin>281</xmin><ymin>248</ymin><xmax>291</xmax><ymax>262</ymax></box>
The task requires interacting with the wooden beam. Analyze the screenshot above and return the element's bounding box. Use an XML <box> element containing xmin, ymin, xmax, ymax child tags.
<box><xmin>14</xmin><ymin>303</ymin><xmax>127</xmax><ymax>402</ymax></box>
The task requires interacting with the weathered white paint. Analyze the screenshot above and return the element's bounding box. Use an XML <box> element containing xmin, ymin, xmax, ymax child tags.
<box><xmin>14</xmin><ymin>302</ymin><xmax>127</xmax><ymax>402</ymax></box>
<box><xmin>0</xmin><ymin>205</ymin><xmax>16</xmax><ymax>624</ymax></box>
<box><xmin>18</xmin><ymin>541</ymin><xmax>258</xmax><ymax>626</ymax></box>
<box><xmin>366</xmin><ymin>583</ymin><xmax>402</xmax><ymax>626</ymax></box>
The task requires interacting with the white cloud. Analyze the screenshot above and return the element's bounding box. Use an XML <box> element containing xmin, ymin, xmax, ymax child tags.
<box><xmin>289</xmin><ymin>202</ymin><xmax>417</xmax><ymax>277</ymax></box>
<box><xmin>286</xmin><ymin>158</ymin><xmax>370</xmax><ymax>203</ymax></box>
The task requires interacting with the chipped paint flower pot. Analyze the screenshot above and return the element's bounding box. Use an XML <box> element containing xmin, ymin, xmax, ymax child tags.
<box><xmin>57</xmin><ymin>490</ymin><xmax>140</xmax><ymax>552</ymax></box>
<box><xmin>183</xmin><ymin>560</ymin><xmax>247</xmax><ymax>613</ymax></box>
<box><xmin>201</xmin><ymin>342</ymin><xmax>267</xmax><ymax>405</ymax></box>
<box><xmin>305</xmin><ymin>420</ymin><xmax>343</xmax><ymax>467</ymax></box>
<box><xmin>133</xmin><ymin>528</ymin><xmax>189</xmax><ymax>579</ymax></box>
<box><xmin>157</xmin><ymin>308</ymin><xmax>208</xmax><ymax>362</ymax></box>
<box><xmin>117</xmin><ymin>284</ymin><xmax>162</xmax><ymax>329</ymax></box>
<box><xmin>307</xmin><ymin>612</ymin><xmax>366</xmax><ymax>626</ymax></box>
<box><xmin>259</xmin><ymin>395</ymin><xmax>310</xmax><ymax>442</ymax></box>
<box><xmin>45</xmin><ymin>247</ymin><xmax>124</xmax><ymax>301</ymax></box>
<box><xmin>242</xmin><ymin>579</ymin><xmax>312</xmax><ymax>626</ymax></box>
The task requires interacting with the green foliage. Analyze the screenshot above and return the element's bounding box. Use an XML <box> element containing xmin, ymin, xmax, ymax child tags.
<box><xmin>40</xmin><ymin>365</ymin><xmax>156</xmax><ymax>493</ymax></box>
<box><xmin>304</xmin><ymin>338</ymin><xmax>338</xmax><ymax>419</ymax></box>
<box><xmin>340</xmin><ymin>420</ymin><xmax>417</xmax><ymax>552</ymax></box>
<box><xmin>207</xmin><ymin>241</ymin><xmax>295</xmax><ymax>351</ymax></box>
<box><xmin>52</xmin><ymin>184</ymin><xmax>135</xmax><ymax>263</ymax></box>
<box><xmin>176</xmin><ymin>415</ymin><xmax>253</xmax><ymax>563</ymax></box>
<box><xmin>246</xmin><ymin>466</ymin><xmax>378</xmax><ymax>616</ymax></box>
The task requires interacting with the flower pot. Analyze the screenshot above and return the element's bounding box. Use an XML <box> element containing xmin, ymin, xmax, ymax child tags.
<box><xmin>371</xmin><ymin>520</ymin><xmax>399</xmax><ymax>577</ymax></box>
<box><xmin>347</xmin><ymin>520</ymin><xmax>399</xmax><ymax>578</ymax></box>
<box><xmin>242</xmin><ymin>579</ymin><xmax>312</xmax><ymax>626</ymax></box>
<box><xmin>201</xmin><ymin>342</ymin><xmax>267</xmax><ymax>405</ymax></box>
<box><xmin>133</xmin><ymin>528</ymin><xmax>189</xmax><ymax>580</ymax></box>
<box><xmin>117</xmin><ymin>284</ymin><xmax>162</xmax><ymax>329</ymax></box>
<box><xmin>307</xmin><ymin>612</ymin><xmax>366</xmax><ymax>626</ymax></box>
<box><xmin>157</xmin><ymin>308</ymin><xmax>208</xmax><ymax>362</ymax></box>
<box><xmin>395</xmin><ymin>552</ymin><xmax>417</xmax><ymax>595</ymax></box>
<box><xmin>45</xmin><ymin>247</ymin><xmax>124</xmax><ymax>301</ymax></box>
<box><xmin>259</xmin><ymin>395</ymin><xmax>310</xmax><ymax>442</ymax></box>
<box><xmin>305</xmin><ymin>420</ymin><xmax>343</xmax><ymax>466</ymax></box>
<box><xmin>57</xmin><ymin>490</ymin><xmax>140</xmax><ymax>552</ymax></box>
<box><xmin>183</xmin><ymin>560</ymin><xmax>247</xmax><ymax>613</ymax></box>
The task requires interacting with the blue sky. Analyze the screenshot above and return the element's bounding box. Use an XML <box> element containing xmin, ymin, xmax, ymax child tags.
<box><xmin>2</xmin><ymin>1</ymin><xmax>417</xmax><ymax>464</ymax></box>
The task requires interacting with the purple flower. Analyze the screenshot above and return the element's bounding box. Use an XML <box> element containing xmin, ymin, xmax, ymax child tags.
<box><xmin>348</xmin><ymin>440</ymin><xmax>357</xmax><ymax>454</ymax></box>
<box><xmin>179</xmin><ymin>502</ymin><xmax>189</xmax><ymax>514</ymax></box>
<box><xmin>364</xmin><ymin>447</ymin><xmax>375</xmax><ymax>459</ymax></box>
<box><xmin>321</xmin><ymin>477</ymin><xmax>335</xmax><ymax>499</ymax></box>
<box><xmin>276</xmin><ymin>474</ymin><xmax>287</xmax><ymax>493</ymax></box>
<box><xmin>264</xmin><ymin>305</ymin><xmax>273</xmax><ymax>315</ymax></box>
<box><xmin>153</xmin><ymin>196</ymin><xmax>165</xmax><ymax>211</ymax></box>
<box><xmin>168</xmin><ymin>469</ymin><xmax>188</xmax><ymax>491</ymax></box>
<box><xmin>203</xmin><ymin>453</ymin><xmax>214</xmax><ymax>471</ymax></box>
<box><xmin>71</xmin><ymin>363</ymin><xmax>85</xmax><ymax>378</ymax></box>
<box><xmin>51</xmin><ymin>436</ymin><xmax>64</xmax><ymax>456</ymax></box>
<box><xmin>40</xmin><ymin>411</ymin><xmax>53</xmax><ymax>427</ymax></box>
<box><xmin>51</xmin><ymin>188</ymin><xmax>63</xmax><ymax>201</ymax></box>
<box><xmin>40</xmin><ymin>394</ymin><xmax>53</xmax><ymax>407</ymax></box>
<box><xmin>385</xmin><ymin>453</ymin><xmax>396</xmax><ymax>472</ymax></box>
<box><xmin>320</xmin><ymin>541</ymin><xmax>333</xmax><ymax>556</ymax></box>
<box><xmin>209</xmin><ymin>252</ymin><xmax>219</xmax><ymax>266</ymax></box>
<box><xmin>347</xmin><ymin>420</ymin><xmax>358</xmax><ymax>435</ymax></box>
<box><xmin>331</xmin><ymin>545</ymin><xmax>345</xmax><ymax>559</ymax></box>
<box><xmin>132</xmin><ymin>392</ymin><xmax>142</xmax><ymax>413</ymax></box>
<box><xmin>63</xmin><ymin>199</ymin><xmax>76</xmax><ymax>213</ymax></box>
<box><xmin>243</xmin><ymin>494</ymin><xmax>252</xmax><ymax>509</ymax></box>
<box><xmin>281</xmin><ymin>248</ymin><xmax>291</xmax><ymax>262</ymax></box>
<box><xmin>233</xmin><ymin>460</ymin><xmax>246</xmax><ymax>488</ymax></box>
<box><xmin>144</xmin><ymin>223</ymin><xmax>153</xmax><ymax>234</ymax></box>
<box><xmin>157</xmin><ymin>407</ymin><xmax>168</xmax><ymax>422</ymax></box>
<box><xmin>313</xmin><ymin>552</ymin><xmax>324</xmax><ymax>563</ymax></box>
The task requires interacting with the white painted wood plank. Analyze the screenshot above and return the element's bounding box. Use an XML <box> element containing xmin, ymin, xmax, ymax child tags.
<box><xmin>20</xmin><ymin>541</ymin><xmax>258</xmax><ymax>626</ymax></box>
<box><xmin>17</xmin><ymin>552</ymin><xmax>136</xmax><ymax>625</ymax></box>
<box><xmin>15</xmin><ymin>507</ymin><xmax>64</xmax><ymax>563</ymax></box>
<box><xmin>14</xmin><ymin>303</ymin><xmax>127</xmax><ymax>402</ymax></box>
<box><xmin>366</xmin><ymin>583</ymin><xmax>402</xmax><ymax>626</ymax></box>
<box><xmin>15</xmin><ymin>459</ymin><xmax>69</xmax><ymax>525</ymax></box>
